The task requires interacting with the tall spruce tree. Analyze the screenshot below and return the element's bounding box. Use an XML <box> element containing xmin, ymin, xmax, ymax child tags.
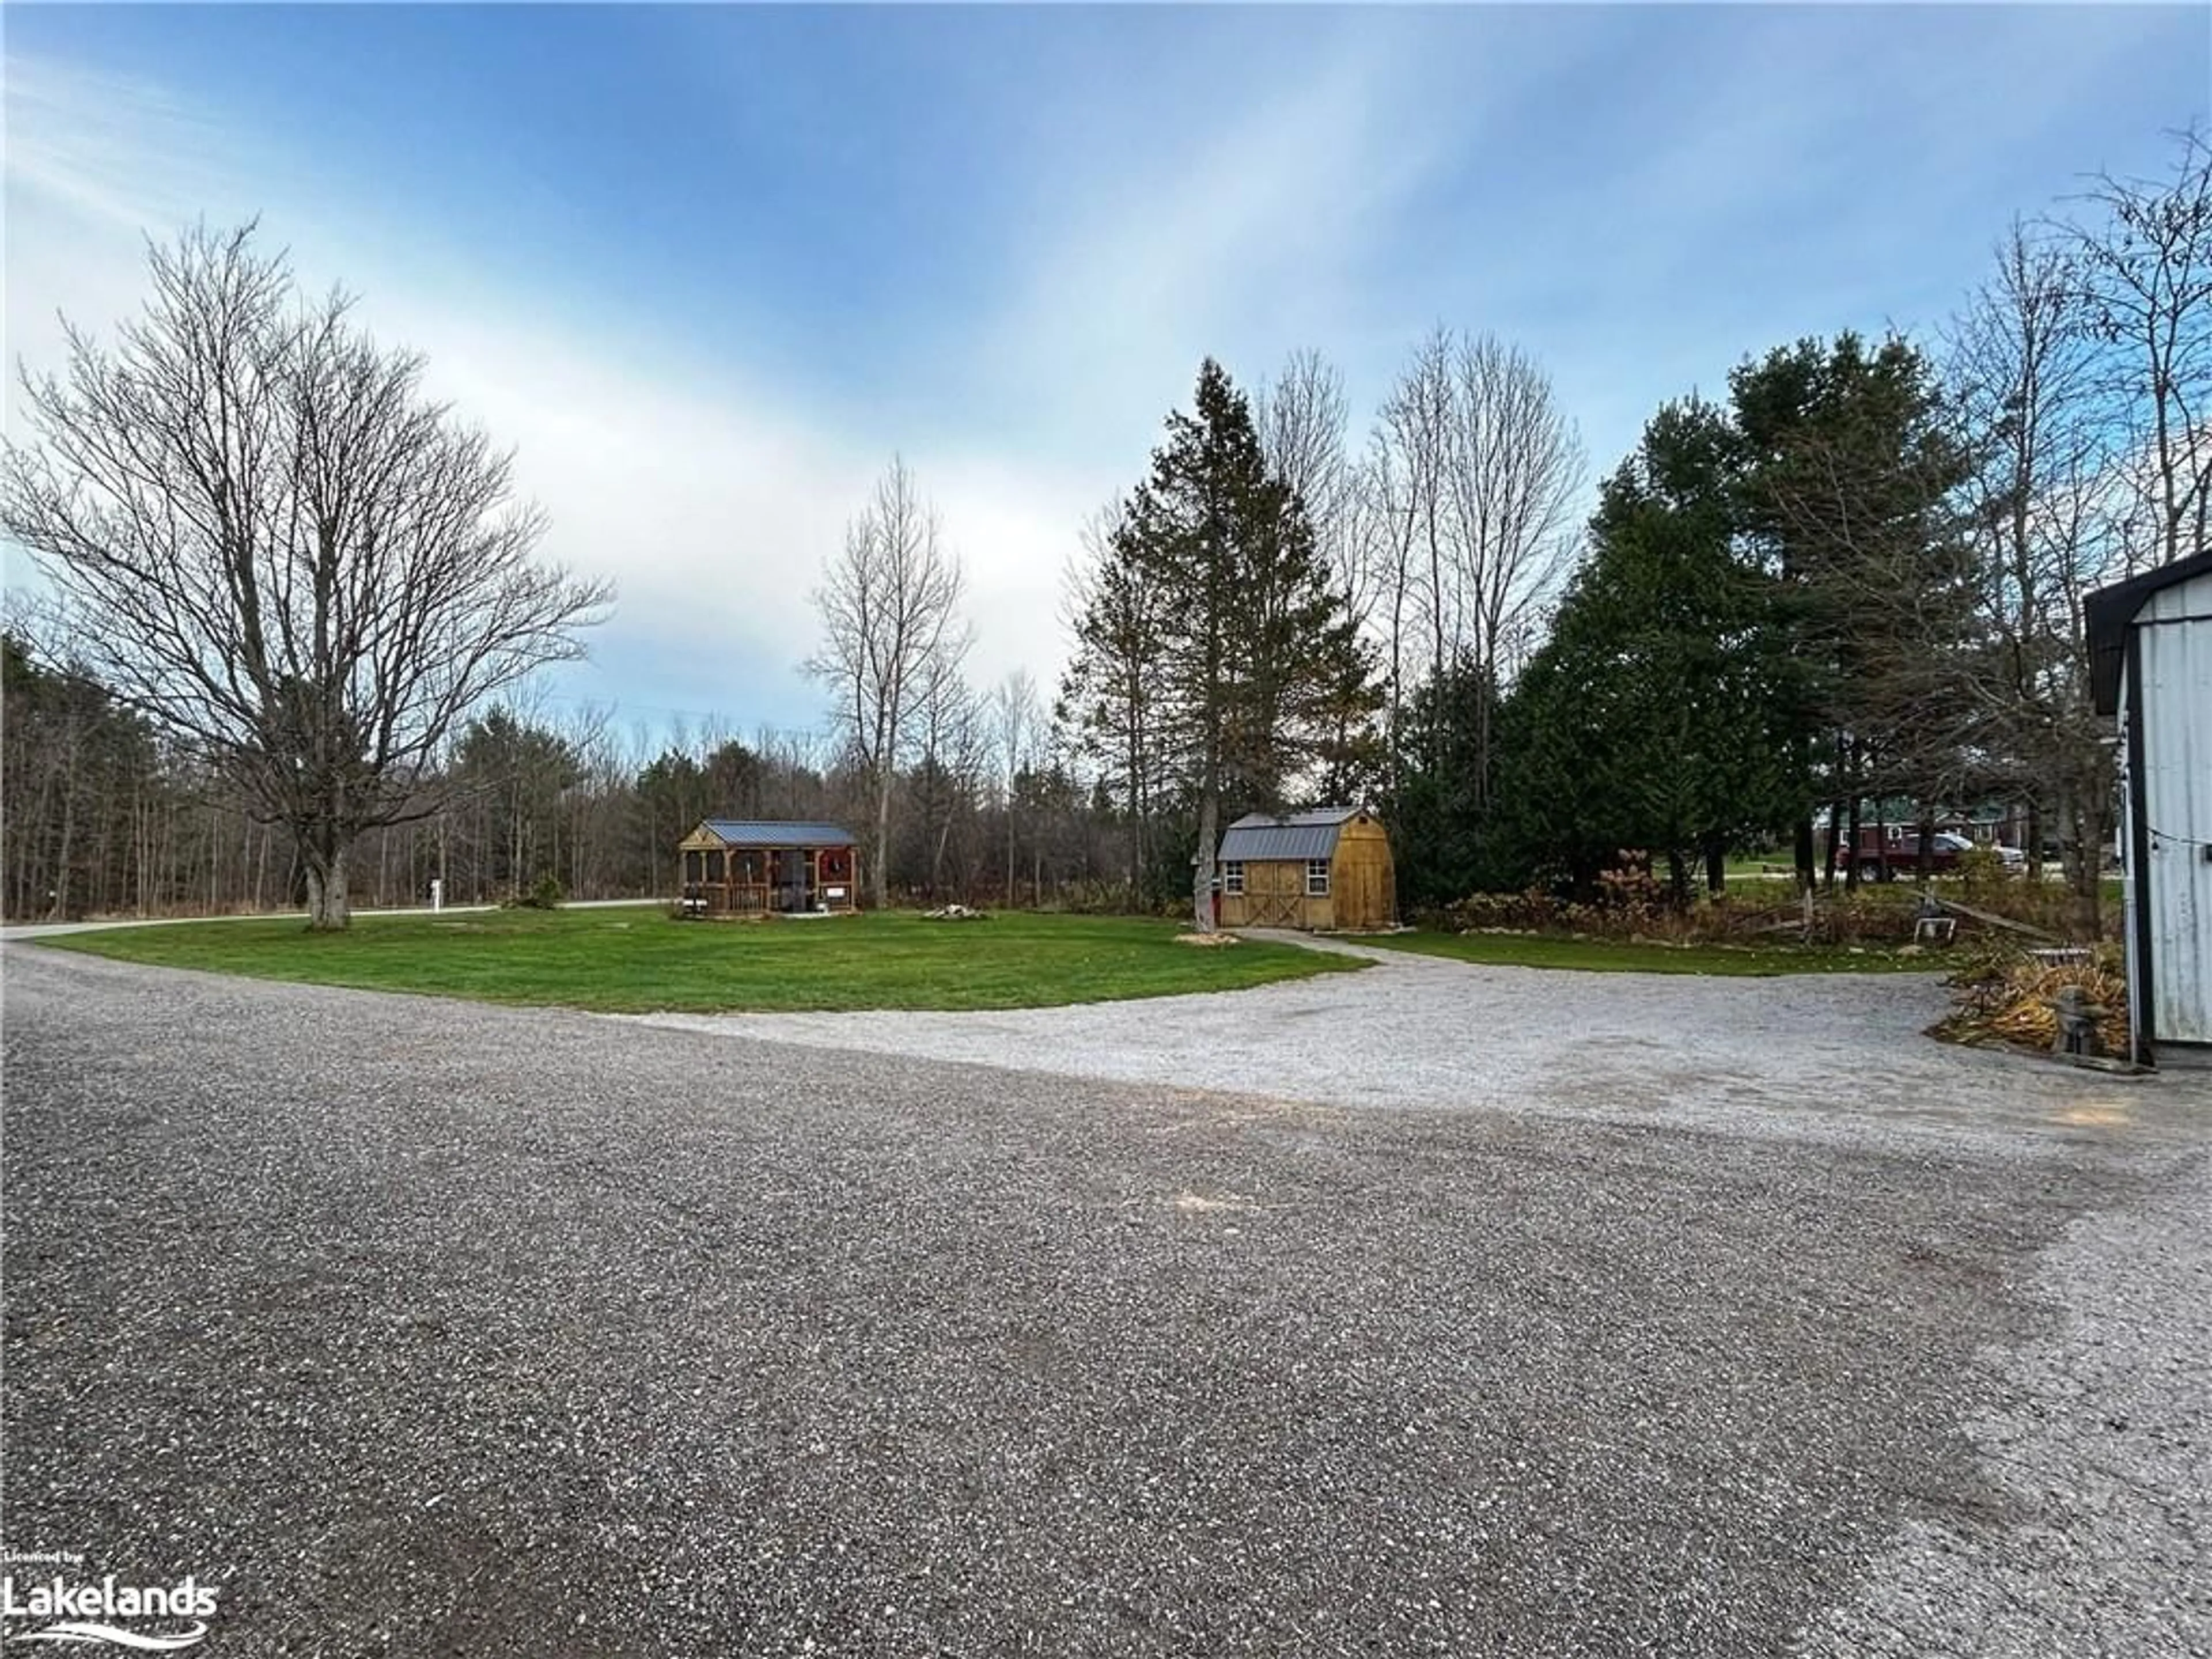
<box><xmin>1058</xmin><ymin>500</ymin><xmax>1171</xmax><ymax>900</ymax></box>
<box><xmin>1499</xmin><ymin>400</ymin><xmax>1802</xmax><ymax>899</ymax></box>
<box><xmin>1104</xmin><ymin>359</ymin><xmax>1375</xmax><ymax>932</ymax></box>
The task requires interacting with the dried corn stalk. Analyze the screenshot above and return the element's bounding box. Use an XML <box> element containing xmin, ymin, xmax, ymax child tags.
<box><xmin>1937</xmin><ymin>953</ymin><xmax>2130</xmax><ymax>1055</ymax></box>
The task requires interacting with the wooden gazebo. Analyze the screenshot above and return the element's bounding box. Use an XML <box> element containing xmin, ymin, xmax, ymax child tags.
<box><xmin>676</xmin><ymin>820</ymin><xmax>860</xmax><ymax>917</ymax></box>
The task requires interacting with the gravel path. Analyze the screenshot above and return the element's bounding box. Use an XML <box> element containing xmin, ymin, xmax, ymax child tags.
<box><xmin>3</xmin><ymin>944</ymin><xmax>2207</xmax><ymax>1657</ymax></box>
<box><xmin>628</xmin><ymin>931</ymin><xmax>2203</xmax><ymax>1149</ymax></box>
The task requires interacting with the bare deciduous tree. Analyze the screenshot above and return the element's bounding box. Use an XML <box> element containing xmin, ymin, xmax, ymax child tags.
<box><xmin>1381</xmin><ymin>327</ymin><xmax>1459</xmax><ymax>691</ymax></box>
<box><xmin>991</xmin><ymin>668</ymin><xmax>1041</xmax><ymax>905</ymax></box>
<box><xmin>0</xmin><ymin>224</ymin><xmax>611</xmax><ymax>929</ymax></box>
<box><xmin>1449</xmin><ymin>338</ymin><xmax>1585</xmax><ymax>671</ymax></box>
<box><xmin>909</xmin><ymin>650</ymin><xmax>984</xmax><ymax>900</ymax></box>
<box><xmin>1948</xmin><ymin>221</ymin><xmax>2115</xmax><ymax>923</ymax></box>
<box><xmin>805</xmin><ymin>455</ymin><xmax>969</xmax><ymax>909</ymax></box>
<box><xmin>1256</xmin><ymin>351</ymin><xmax>1358</xmax><ymax>604</ymax></box>
<box><xmin>1444</xmin><ymin>332</ymin><xmax>1586</xmax><ymax>807</ymax></box>
<box><xmin>2062</xmin><ymin>126</ymin><xmax>2212</xmax><ymax>573</ymax></box>
<box><xmin>1368</xmin><ymin>328</ymin><xmax>1585</xmax><ymax>805</ymax></box>
<box><xmin>1350</xmin><ymin>429</ymin><xmax>1421</xmax><ymax>796</ymax></box>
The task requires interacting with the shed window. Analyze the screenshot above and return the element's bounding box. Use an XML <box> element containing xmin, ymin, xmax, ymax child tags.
<box><xmin>1223</xmin><ymin>861</ymin><xmax>1244</xmax><ymax>895</ymax></box>
<box><xmin>1306</xmin><ymin>858</ymin><xmax>1331</xmax><ymax>897</ymax></box>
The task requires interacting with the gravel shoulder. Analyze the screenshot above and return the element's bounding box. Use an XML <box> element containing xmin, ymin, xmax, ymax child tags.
<box><xmin>3</xmin><ymin>944</ymin><xmax>2206</xmax><ymax>1657</ymax></box>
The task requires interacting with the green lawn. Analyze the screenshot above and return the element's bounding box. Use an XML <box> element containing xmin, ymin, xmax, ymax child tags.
<box><xmin>1350</xmin><ymin>929</ymin><xmax>1940</xmax><ymax>976</ymax></box>
<box><xmin>1721</xmin><ymin>855</ymin><xmax>1800</xmax><ymax>882</ymax></box>
<box><xmin>33</xmin><ymin>906</ymin><xmax>1363</xmax><ymax>1013</ymax></box>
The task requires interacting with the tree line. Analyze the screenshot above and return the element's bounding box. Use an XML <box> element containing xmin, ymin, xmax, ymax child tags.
<box><xmin>3</xmin><ymin>131</ymin><xmax>2203</xmax><ymax>929</ymax></box>
<box><xmin>0</xmin><ymin>634</ymin><xmax>1118</xmax><ymax>919</ymax></box>
<box><xmin>1054</xmin><ymin>128</ymin><xmax>2210</xmax><ymax>933</ymax></box>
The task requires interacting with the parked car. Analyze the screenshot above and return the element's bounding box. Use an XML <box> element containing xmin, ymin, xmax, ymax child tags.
<box><xmin>1836</xmin><ymin>828</ymin><xmax>2021</xmax><ymax>880</ymax></box>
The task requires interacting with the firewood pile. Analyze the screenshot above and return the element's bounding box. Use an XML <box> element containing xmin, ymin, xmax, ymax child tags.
<box><xmin>1936</xmin><ymin>948</ymin><xmax>2128</xmax><ymax>1056</ymax></box>
<box><xmin>923</xmin><ymin>904</ymin><xmax>990</xmax><ymax>921</ymax></box>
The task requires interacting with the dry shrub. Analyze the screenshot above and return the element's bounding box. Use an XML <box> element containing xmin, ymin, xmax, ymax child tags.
<box><xmin>1440</xmin><ymin>881</ymin><xmax>1928</xmax><ymax>948</ymax></box>
<box><xmin>1935</xmin><ymin>944</ymin><xmax>2129</xmax><ymax>1054</ymax></box>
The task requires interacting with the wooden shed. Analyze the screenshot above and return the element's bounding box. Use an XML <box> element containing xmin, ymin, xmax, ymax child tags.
<box><xmin>1214</xmin><ymin>806</ymin><xmax>1395</xmax><ymax>931</ymax></box>
<box><xmin>677</xmin><ymin>820</ymin><xmax>859</xmax><ymax>917</ymax></box>
<box><xmin>2086</xmin><ymin>549</ymin><xmax>2212</xmax><ymax>1065</ymax></box>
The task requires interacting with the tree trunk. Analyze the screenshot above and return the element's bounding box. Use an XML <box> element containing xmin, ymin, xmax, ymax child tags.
<box><xmin>304</xmin><ymin>840</ymin><xmax>351</xmax><ymax>930</ymax></box>
<box><xmin>1192</xmin><ymin>789</ymin><xmax>1219</xmax><ymax>935</ymax></box>
<box><xmin>1125</xmin><ymin>716</ymin><xmax>1145</xmax><ymax>902</ymax></box>
<box><xmin>2063</xmin><ymin>789</ymin><xmax>2109</xmax><ymax>939</ymax></box>
<box><xmin>48</xmin><ymin>758</ymin><xmax>77</xmax><ymax>922</ymax></box>
<box><xmin>1666</xmin><ymin>848</ymin><xmax>1690</xmax><ymax>909</ymax></box>
<box><xmin>1703</xmin><ymin>835</ymin><xmax>1726</xmax><ymax>896</ymax></box>
<box><xmin>872</xmin><ymin>767</ymin><xmax>893</xmax><ymax>911</ymax></box>
<box><xmin>1794</xmin><ymin>815</ymin><xmax>1816</xmax><ymax>896</ymax></box>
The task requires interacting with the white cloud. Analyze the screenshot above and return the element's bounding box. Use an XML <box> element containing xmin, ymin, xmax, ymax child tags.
<box><xmin>2</xmin><ymin>50</ymin><xmax>1104</xmax><ymax>736</ymax></box>
<box><xmin>955</xmin><ymin>28</ymin><xmax>1479</xmax><ymax>469</ymax></box>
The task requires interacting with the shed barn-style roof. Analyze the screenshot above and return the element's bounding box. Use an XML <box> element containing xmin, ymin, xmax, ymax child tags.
<box><xmin>2086</xmin><ymin>547</ymin><xmax>2212</xmax><ymax>715</ymax></box>
<box><xmin>691</xmin><ymin>820</ymin><xmax>856</xmax><ymax>848</ymax></box>
<box><xmin>1219</xmin><ymin>806</ymin><xmax>1367</xmax><ymax>863</ymax></box>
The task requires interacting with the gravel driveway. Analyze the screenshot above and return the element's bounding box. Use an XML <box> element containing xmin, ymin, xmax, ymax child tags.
<box><xmin>631</xmin><ymin>932</ymin><xmax>2203</xmax><ymax>1146</ymax></box>
<box><xmin>3</xmin><ymin>943</ymin><xmax>2206</xmax><ymax>1656</ymax></box>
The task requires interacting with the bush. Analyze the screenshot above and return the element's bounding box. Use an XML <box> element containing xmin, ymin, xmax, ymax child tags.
<box><xmin>1429</xmin><ymin>877</ymin><xmax>1944</xmax><ymax>948</ymax></box>
<box><xmin>506</xmin><ymin>873</ymin><xmax>565</xmax><ymax>910</ymax></box>
<box><xmin>1956</xmin><ymin>846</ymin><xmax>2006</xmax><ymax>902</ymax></box>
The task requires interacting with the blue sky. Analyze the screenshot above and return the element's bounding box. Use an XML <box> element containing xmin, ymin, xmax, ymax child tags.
<box><xmin>5</xmin><ymin>3</ymin><xmax>2208</xmax><ymax>745</ymax></box>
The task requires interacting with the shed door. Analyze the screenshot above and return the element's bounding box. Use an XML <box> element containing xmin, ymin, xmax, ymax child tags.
<box><xmin>1250</xmin><ymin>862</ymin><xmax>1303</xmax><ymax>928</ymax></box>
<box><xmin>2141</xmin><ymin>612</ymin><xmax>2212</xmax><ymax>1045</ymax></box>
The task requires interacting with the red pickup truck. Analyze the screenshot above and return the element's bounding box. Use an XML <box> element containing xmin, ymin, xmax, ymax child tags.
<box><xmin>1835</xmin><ymin>828</ymin><xmax>2024</xmax><ymax>881</ymax></box>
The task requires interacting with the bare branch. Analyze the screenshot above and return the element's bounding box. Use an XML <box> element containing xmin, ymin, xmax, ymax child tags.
<box><xmin>0</xmin><ymin>223</ymin><xmax>611</xmax><ymax>927</ymax></box>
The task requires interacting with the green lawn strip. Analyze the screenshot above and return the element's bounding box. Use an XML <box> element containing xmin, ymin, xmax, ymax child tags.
<box><xmin>34</xmin><ymin>907</ymin><xmax>1362</xmax><ymax>1012</ymax></box>
<box><xmin>1721</xmin><ymin>857</ymin><xmax>1799</xmax><ymax>882</ymax></box>
<box><xmin>1350</xmin><ymin>929</ymin><xmax>1938</xmax><ymax>976</ymax></box>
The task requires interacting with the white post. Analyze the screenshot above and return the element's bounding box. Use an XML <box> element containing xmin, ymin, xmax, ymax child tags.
<box><xmin>430</xmin><ymin>877</ymin><xmax>444</xmax><ymax>912</ymax></box>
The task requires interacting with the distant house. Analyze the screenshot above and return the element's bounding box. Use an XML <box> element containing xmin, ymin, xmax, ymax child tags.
<box><xmin>2086</xmin><ymin>550</ymin><xmax>2212</xmax><ymax>1065</ymax></box>
<box><xmin>1214</xmin><ymin>807</ymin><xmax>1395</xmax><ymax>932</ymax></box>
<box><xmin>676</xmin><ymin>820</ymin><xmax>859</xmax><ymax>916</ymax></box>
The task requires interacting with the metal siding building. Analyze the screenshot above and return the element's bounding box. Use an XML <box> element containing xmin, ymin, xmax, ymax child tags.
<box><xmin>2087</xmin><ymin>551</ymin><xmax>2212</xmax><ymax>1062</ymax></box>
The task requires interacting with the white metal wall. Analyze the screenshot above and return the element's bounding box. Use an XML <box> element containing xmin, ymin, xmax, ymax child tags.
<box><xmin>2137</xmin><ymin>569</ymin><xmax>2212</xmax><ymax>1048</ymax></box>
